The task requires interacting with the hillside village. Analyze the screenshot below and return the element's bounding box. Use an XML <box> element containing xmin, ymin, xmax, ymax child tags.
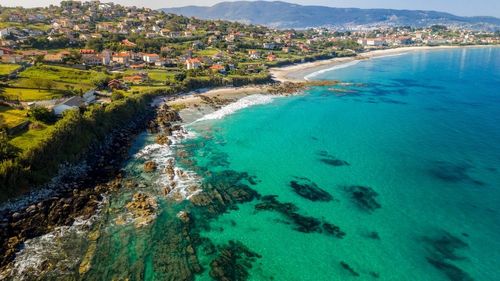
<box><xmin>0</xmin><ymin>0</ymin><xmax>499</xmax><ymax>181</ymax></box>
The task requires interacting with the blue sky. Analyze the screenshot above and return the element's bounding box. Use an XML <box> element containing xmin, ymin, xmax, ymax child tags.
<box><xmin>2</xmin><ymin>0</ymin><xmax>499</xmax><ymax>17</ymax></box>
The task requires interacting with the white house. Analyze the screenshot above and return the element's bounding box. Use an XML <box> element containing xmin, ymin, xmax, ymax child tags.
<box><xmin>0</xmin><ymin>28</ymin><xmax>12</xmax><ymax>39</ymax></box>
<box><xmin>53</xmin><ymin>96</ymin><xmax>84</xmax><ymax>116</ymax></box>
<box><xmin>185</xmin><ymin>58</ymin><xmax>202</xmax><ymax>70</ymax></box>
<box><xmin>143</xmin><ymin>53</ymin><xmax>160</xmax><ymax>63</ymax></box>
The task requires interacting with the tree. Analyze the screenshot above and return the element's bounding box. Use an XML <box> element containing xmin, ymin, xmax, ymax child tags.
<box><xmin>0</xmin><ymin>130</ymin><xmax>20</xmax><ymax>162</ymax></box>
<box><xmin>92</xmin><ymin>76</ymin><xmax>111</xmax><ymax>90</ymax></box>
<box><xmin>111</xmin><ymin>91</ymin><xmax>125</xmax><ymax>101</ymax></box>
<box><xmin>28</xmin><ymin>106</ymin><xmax>56</xmax><ymax>124</ymax></box>
<box><xmin>174</xmin><ymin>72</ymin><xmax>186</xmax><ymax>82</ymax></box>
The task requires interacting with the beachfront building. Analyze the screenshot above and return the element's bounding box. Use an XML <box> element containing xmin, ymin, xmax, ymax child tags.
<box><xmin>185</xmin><ymin>58</ymin><xmax>202</xmax><ymax>70</ymax></box>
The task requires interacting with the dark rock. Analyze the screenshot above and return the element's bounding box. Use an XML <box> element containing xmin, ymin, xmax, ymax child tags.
<box><xmin>343</xmin><ymin>185</ymin><xmax>381</xmax><ymax>212</ymax></box>
<box><xmin>189</xmin><ymin>170</ymin><xmax>260</xmax><ymax>218</ymax></box>
<box><xmin>340</xmin><ymin>261</ymin><xmax>360</xmax><ymax>277</ymax></box>
<box><xmin>317</xmin><ymin>151</ymin><xmax>350</xmax><ymax>167</ymax></box>
<box><xmin>427</xmin><ymin>258</ymin><xmax>473</xmax><ymax>281</ymax></box>
<box><xmin>290</xmin><ymin>178</ymin><xmax>333</xmax><ymax>202</ymax></box>
<box><xmin>255</xmin><ymin>196</ymin><xmax>345</xmax><ymax>237</ymax></box>
<box><xmin>429</xmin><ymin>161</ymin><xmax>484</xmax><ymax>186</ymax></box>
<box><xmin>323</xmin><ymin>223</ymin><xmax>346</xmax><ymax>239</ymax></box>
<box><xmin>209</xmin><ymin>241</ymin><xmax>261</xmax><ymax>281</ymax></box>
<box><xmin>320</xmin><ymin>158</ymin><xmax>350</xmax><ymax>166</ymax></box>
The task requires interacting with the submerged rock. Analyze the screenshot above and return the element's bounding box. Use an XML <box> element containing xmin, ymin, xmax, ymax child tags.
<box><xmin>189</xmin><ymin>170</ymin><xmax>260</xmax><ymax>218</ymax></box>
<box><xmin>209</xmin><ymin>240</ymin><xmax>262</xmax><ymax>281</ymax></box>
<box><xmin>427</xmin><ymin>258</ymin><xmax>473</xmax><ymax>281</ymax></box>
<box><xmin>255</xmin><ymin>195</ymin><xmax>345</xmax><ymax>238</ymax></box>
<box><xmin>156</xmin><ymin>134</ymin><xmax>170</xmax><ymax>145</ymax></box>
<box><xmin>144</xmin><ymin>161</ymin><xmax>158</xmax><ymax>173</ymax></box>
<box><xmin>320</xmin><ymin>158</ymin><xmax>350</xmax><ymax>167</ymax></box>
<box><xmin>343</xmin><ymin>185</ymin><xmax>381</xmax><ymax>212</ymax></box>
<box><xmin>422</xmin><ymin>231</ymin><xmax>473</xmax><ymax>281</ymax></box>
<box><xmin>340</xmin><ymin>261</ymin><xmax>360</xmax><ymax>277</ymax></box>
<box><xmin>428</xmin><ymin>161</ymin><xmax>484</xmax><ymax>186</ymax></box>
<box><xmin>317</xmin><ymin>151</ymin><xmax>350</xmax><ymax>167</ymax></box>
<box><xmin>290</xmin><ymin>177</ymin><xmax>333</xmax><ymax>202</ymax></box>
<box><xmin>124</xmin><ymin>193</ymin><xmax>158</xmax><ymax>227</ymax></box>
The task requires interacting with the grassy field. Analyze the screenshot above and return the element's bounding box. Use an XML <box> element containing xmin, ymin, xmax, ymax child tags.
<box><xmin>10</xmin><ymin>124</ymin><xmax>54</xmax><ymax>152</ymax></box>
<box><xmin>196</xmin><ymin>48</ymin><xmax>221</xmax><ymax>56</ymax></box>
<box><xmin>0</xmin><ymin>106</ymin><xmax>27</xmax><ymax>128</ymax></box>
<box><xmin>0</xmin><ymin>64</ymin><xmax>21</xmax><ymax>76</ymax></box>
<box><xmin>13</xmin><ymin>65</ymin><xmax>103</xmax><ymax>90</ymax></box>
<box><xmin>129</xmin><ymin>85</ymin><xmax>171</xmax><ymax>93</ymax></box>
<box><xmin>5</xmin><ymin>64</ymin><xmax>108</xmax><ymax>101</ymax></box>
<box><xmin>0</xmin><ymin>22</ymin><xmax>52</xmax><ymax>31</ymax></box>
<box><xmin>2</xmin><ymin>87</ymin><xmax>65</xmax><ymax>101</ymax></box>
<box><xmin>124</xmin><ymin>69</ymin><xmax>176</xmax><ymax>84</ymax></box>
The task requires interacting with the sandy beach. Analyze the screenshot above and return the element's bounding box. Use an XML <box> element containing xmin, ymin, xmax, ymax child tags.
<box><xmin>167</xmin><ymin>44</ymin><xmax>498</xmax><ymax>121</ymax></box>
<box><xmin>269</xmin><ymin>45</ymin><xmax>497</xmax><ymax>83</ymax></box>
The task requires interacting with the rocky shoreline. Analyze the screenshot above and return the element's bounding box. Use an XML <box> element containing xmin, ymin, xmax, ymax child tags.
<box><xmin>0</xmin><ymin>100</ymin><xmax>186</xmax><ymax>274</ymax></box>
<box><xmin>0</xmin><ymin>81</ymin><xmax>312</xmax><ymax>279</ymax></box>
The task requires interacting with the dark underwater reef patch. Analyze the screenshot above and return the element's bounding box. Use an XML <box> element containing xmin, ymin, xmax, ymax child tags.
<box><xmin>343</xmin><ymin>185</ymin><xmax>381</xmax><ymax>212</ymax></box>
<box><xmin>378</xmin><ymin>97</ymin><xmax>408</xmax><ymax>105</ymax></box>
<box><xmin>209</xmin><ymin>240</ymin><xmax>262</xmax><ymax>281</ymax></box>
<box><xmin>290</xmin><ymin>177</ymin><xmax>333</xmax><ymax>202</ymax></box>
<box><xmin>361</xmin><ymin>230</ymin><xmax>381</xmax><ymax>240</ymax></box>
<box><xmin>255</xmin><ymin>195</ymin><xmax>345</xmax><ymax>238</ymax></box>
<box><xmin>422</xmin><ymin>231</ymin><xmax>473</xmax><ymax>281</ymax></box>
<box><xmin>428</xmin><ymin>161</ymin><xmax>485</xmax><ymax>186</ymax></box>
<box><xmin>340</xmin><ymin>261</ymin><xmax>360</xmax><ymax>277</ymax></box>
<box><xmin>207</xmin><ymin>151</ymin><xmax>231</xmax><ymax>167</ymax></box>
<box><xmin>189</xmin><ymin>170</ymin><xmax>261</xmax><ymax>219</ymax></box>
<box><xmin>317</xmin><ymin>151</ymin><xmax>350</xmax><ymax>167</ymax></box>
<box><xmin>426</xmin><ymin>258</ymin><xmax>473</xmax><ymax>281</ymax></box>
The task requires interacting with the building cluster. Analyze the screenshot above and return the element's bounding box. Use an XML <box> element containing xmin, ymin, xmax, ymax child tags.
<box><xmin>0</xmin><ymin>1</ymin><xmax>498</xmax><ymax>70</ymax></box>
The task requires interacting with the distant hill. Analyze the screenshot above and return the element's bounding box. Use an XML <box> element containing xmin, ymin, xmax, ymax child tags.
<box><xmin>161</xmin><ymin>1</ymin><xmax>500</xmax><ymax>30</ymax></box>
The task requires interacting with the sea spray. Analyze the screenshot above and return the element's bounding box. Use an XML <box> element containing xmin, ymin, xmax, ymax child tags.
<box><xmin>133</xmin><ymin>127</ymin><xmax>201</xmax><ymax>201</ymax></box>
<box><xmin>194</xmin><ymin>94</ymin><xmax>275</xmax><ymax>122</ymax></box>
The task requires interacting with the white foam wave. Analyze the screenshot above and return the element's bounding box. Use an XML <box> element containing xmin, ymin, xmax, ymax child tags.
<box><xmin>370</xmin><ymin>52</ymin><xmax>408</xmax><ymax>59</ymax></box>
<box><xmin>195</xmin><ymin>94</ymin><xmax>275</xmax><ymax>122</ymax></box>
<box><xmin>2</xmin><ymin>202</ymin><xmax>106</xmax><ymax>280</ymax></box>
<box><xmin>133</xmin><ymin>127</ymin><xmax>201</xmax><ymax>201</ymax></box>
<box><xmin>304</xmin><ymin>60</ymin><xmax>361</xmax><ymax>81</ymax></box>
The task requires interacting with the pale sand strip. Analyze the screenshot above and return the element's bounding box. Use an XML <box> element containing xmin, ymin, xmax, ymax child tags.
<box><xmin>167</xmin><ymin>86</ymin><xmax>268</xmax><ymax>108</ymax></box>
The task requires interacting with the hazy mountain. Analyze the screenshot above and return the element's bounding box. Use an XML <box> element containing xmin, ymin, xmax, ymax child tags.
<box><xmin>161</xmin><ymin>1</ymin><xmax>500</xmax><ymax>30</ymax></box>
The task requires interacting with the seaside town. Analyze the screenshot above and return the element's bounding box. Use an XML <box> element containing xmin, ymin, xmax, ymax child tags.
<box><xmin>0</xmin><ymin>0</ymin><xmax>499</xmax><ymax>280</ymax></box>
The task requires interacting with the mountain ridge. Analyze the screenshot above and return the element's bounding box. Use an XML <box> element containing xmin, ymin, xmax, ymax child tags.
<box><xmin>161</xmin><ymin>1</ymin><xmax>500</xmax><ymax>30</ymax></box>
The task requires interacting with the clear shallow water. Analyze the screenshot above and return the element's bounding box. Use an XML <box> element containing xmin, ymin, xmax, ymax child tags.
<box><xmin>9</xmin><ymin>47</ymin><xmax>499</xmax><ymax>281</ymax></box>
<box><xmin>185</xmin><ymin>47</ymin><xmax>500</xmax><ymax>281</ymax></box>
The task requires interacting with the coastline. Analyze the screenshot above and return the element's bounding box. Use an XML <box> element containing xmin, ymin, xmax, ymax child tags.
<box><xmin>1</xmin><ymin>44</ymin><xmax>498</xmax><ymax>278</ymax></box>
<box><xmin>270</xmin><ymin>45</ymin><xmax>499</xmax><ymax>83</ymax></box>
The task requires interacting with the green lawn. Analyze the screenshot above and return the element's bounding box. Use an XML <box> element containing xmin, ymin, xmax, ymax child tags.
<box><xmin>0</xmin><ymin>22</ymin><xmax>52</xmax><ymax>31</ymax></box>
<box><xmin>2</xmin><ymin>87</ymin><xmax>65</xmax><ymax>101</ymax></box>
<box><xmin>0</xmin><ymin>64</ymin><xmax>21</xmax><ymax>76</ymax></box>
<box><xmin>196</xmin><ymin>48</ymin><xmax>221</xmax><ymax>56</ymax></box>
<box><xmin>124</xmin><ymin>69</ymin><xmax>174</xmax><ymax>84</ymax></box>
<box><xmin>10</xmin><ymin>124</ymin><xmax>54</xmax><ymax>152</ymax></box>
<box><xmin>129</xmin><ymin>85</ymin><xmax>171</xmax><ymax>94</ymax></box>
<box><xmin>0</xmin><ymin>106</ymin><xmax>27</xmax><ymax>128</ymax></box>
<box><xmin>12</xmin><ymin>65</ymin><xmax>105</xmax><ymax>92</ymax></box>
<box><xmin>5</xmin><ymin>64</ymin><xmax>108</xmax><ymax>101</ymax></box>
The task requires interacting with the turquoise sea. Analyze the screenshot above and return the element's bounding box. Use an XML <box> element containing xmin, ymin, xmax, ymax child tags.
<box><xmin>180</xmin><ymin>47</ymin><xmax>500</xmax><ymax>281</ymax></box>
<box><xmin>9</xmin><ymin>47</ymin><xmax>499</xmax><ymax>281</ymax></box>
